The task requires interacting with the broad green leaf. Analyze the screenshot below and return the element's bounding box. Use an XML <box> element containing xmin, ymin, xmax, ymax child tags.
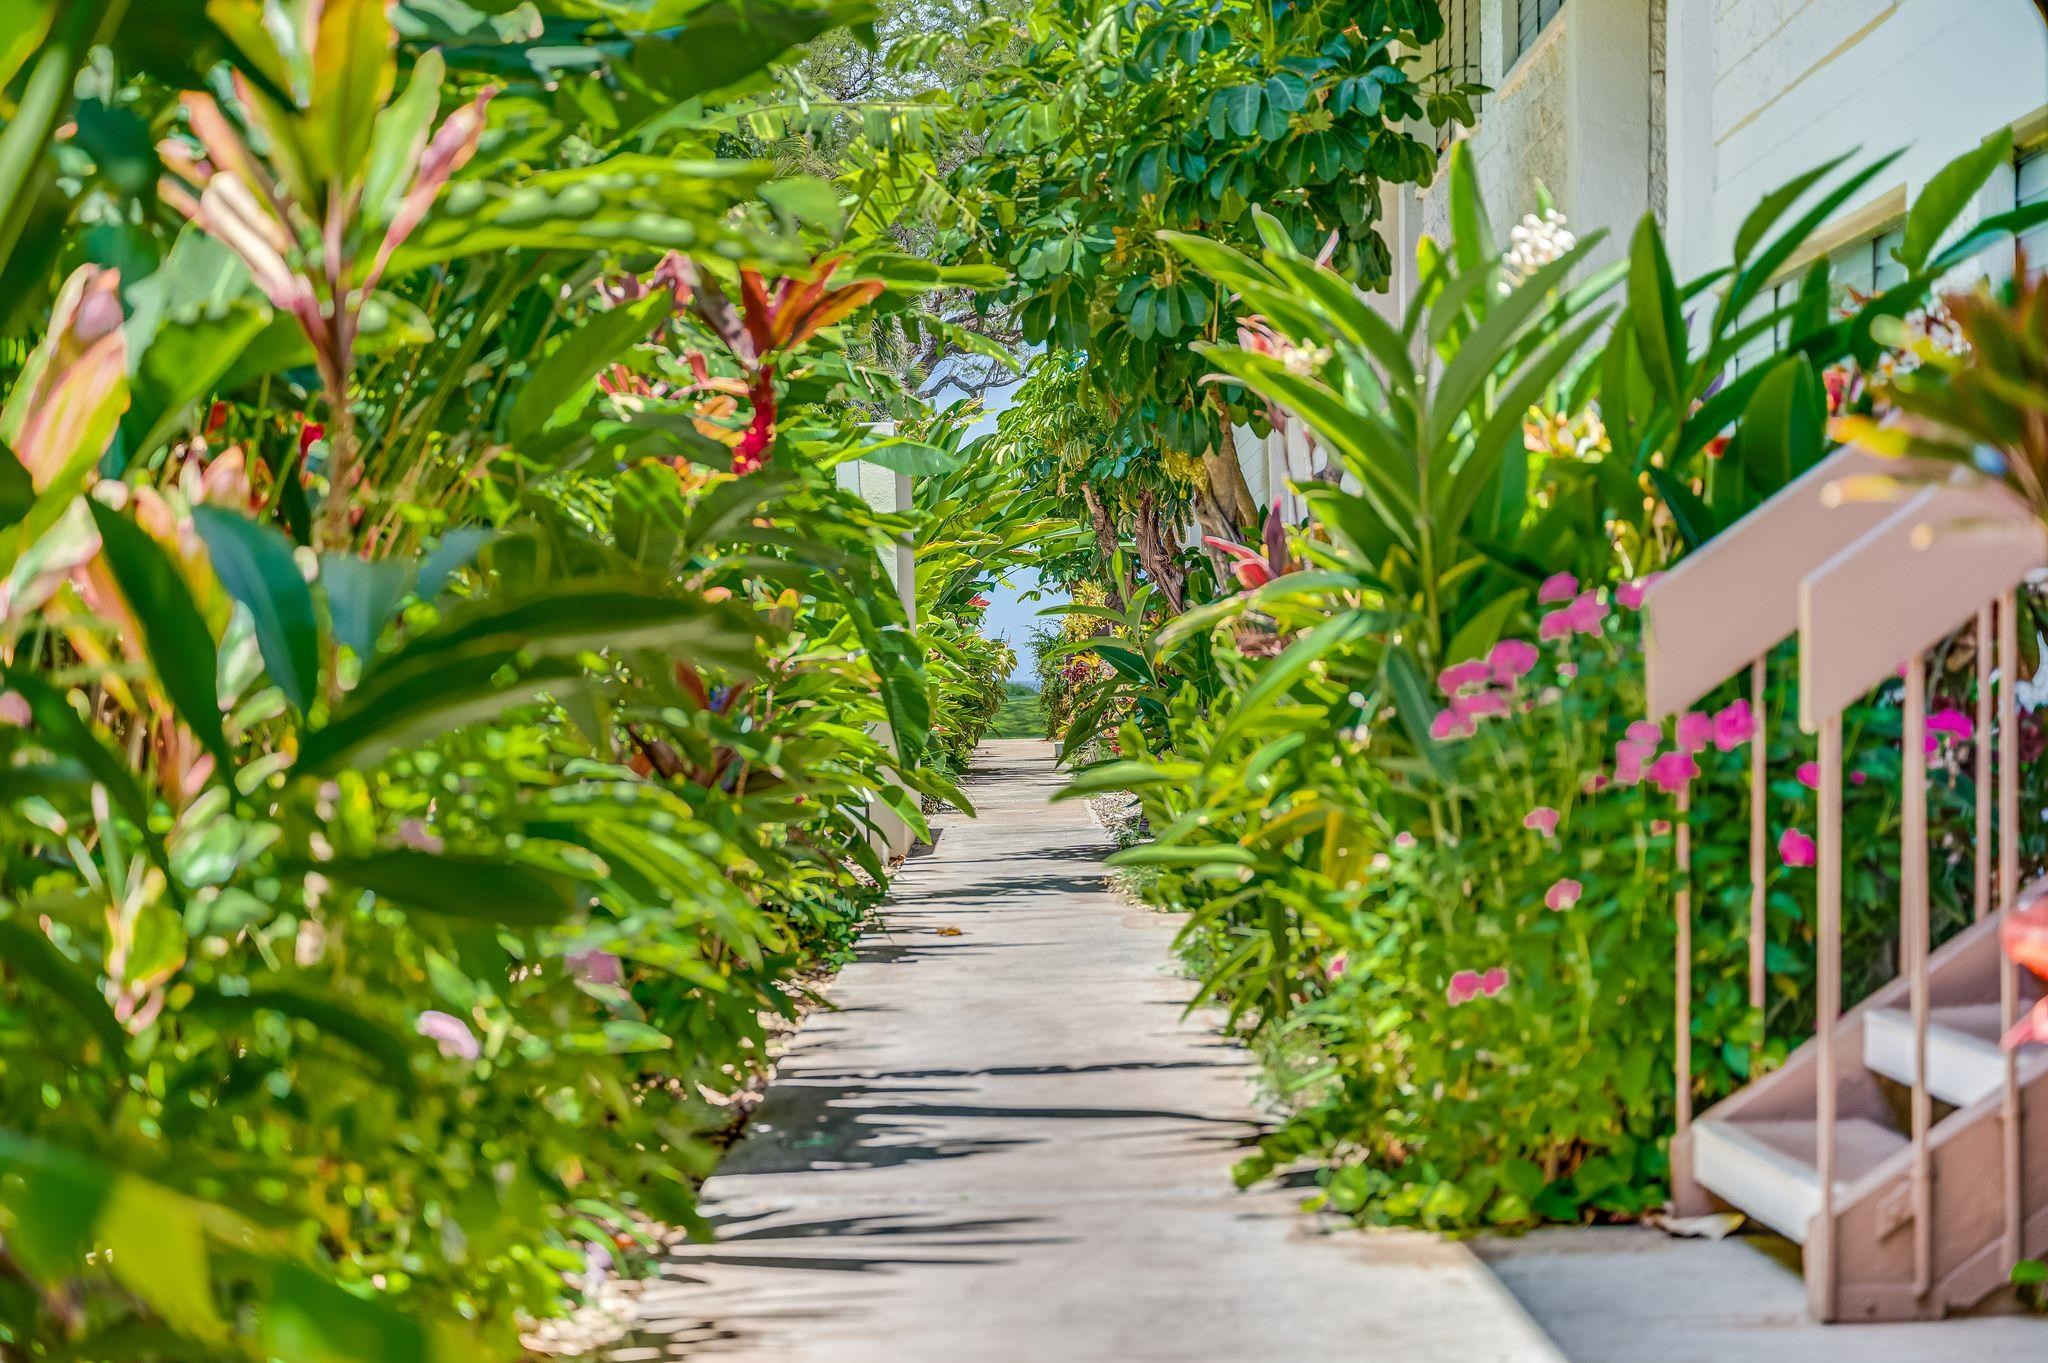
<box><xmin>0</xmin><ymin>919</ymin><xmax>123</xmax><ymax>1058</ymax></box>
<box><xmin>303</xmin><ymin>850</ymin><xmax>582</xmax><ymax>926</ymax></box>
<box><xmin>858</xmin><ymin>438</ymin><xmax>961</xmax><ymax>476</ymax></box>
<box><xmin>1628</xmin><ymin>217</ymin><xmax>1685</xmax><ymax>410</ymax></box>
<box><xmin>1900</xmin><ymin>128</ymin><xmax>2012</xmax><ymax>273</ymax></box>
<box><xmin>308</xmin><ymin>0</ymin><xmax>397</xmax><ymax>193</ymax></box>
<box><xmin>319</xmin><ymin>553</ymin><xmax>411</xmax><ymax>660</ymax></box>
<box><xmin>186</xmin><ymin>985</ymin><xmax>417</xmax><ymax>1088</ymax></box>
<box><xmin>508</xmin><ymin>289</ymin><xmax>674</xmax><ymax>444</ymax></box>
<box><xmin>194</xmin><ymin>507</ymin><xmax>319</xmax><ymax>714</ymax></box>
<box><xmin>87</xmin><ymin>498</ymin><xmax>229</xmax><ymax>775</ymax></box>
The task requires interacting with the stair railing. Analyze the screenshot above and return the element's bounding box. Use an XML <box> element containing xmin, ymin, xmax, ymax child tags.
<box><xmin>1643</xmin><ymin>446</ymin><xmax>1896</xmax><ymax>1217</ymax></box>
<box><xmin>1797</xmin><ymin>480</ymin><xmax>2029</xmax><ymax>1312</ymax></box>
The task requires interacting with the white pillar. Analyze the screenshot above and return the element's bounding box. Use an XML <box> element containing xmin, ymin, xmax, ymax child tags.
<box><xmin>1562</xmin><ymin>0</ymin><xmax>1654</xmax><ymax>271</ymax></box>
<box><xmin>1663</xmin><ymin>0</ymin><xmax>1716</xmax><ymax>280</ymax></box>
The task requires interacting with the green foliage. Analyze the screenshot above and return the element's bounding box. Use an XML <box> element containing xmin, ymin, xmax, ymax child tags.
<box><xmin>945</xmin><ymin>0</ymin><xmax>1469</xmax><ymax>557</ymax></box>
<box><xmin>0</xmin><ymin>4</ymin><xmax>1042</xmax><ymax>1360</ymax></box>
<box><xmin>1054</xmin><ymin>138</ymin><xmax>2048</xmax><ymax>1232</ymax></box>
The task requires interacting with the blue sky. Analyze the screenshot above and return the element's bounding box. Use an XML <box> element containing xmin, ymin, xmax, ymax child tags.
<box><xmin>960</xmin><ymin>378</ymin><xmax>1064</xmax><ymax>685</ymax></box>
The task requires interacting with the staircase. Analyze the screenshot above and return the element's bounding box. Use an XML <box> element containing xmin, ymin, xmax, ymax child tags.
<box><xmin>1688</xmin><ymin>910</ymin><xmax>2048</xmax><ymax>1319</ymax></box>
<box><xmin>1642</xmin><ymin>446</ymin><xmax>2048</xmax><ymax>1322</ymax></box>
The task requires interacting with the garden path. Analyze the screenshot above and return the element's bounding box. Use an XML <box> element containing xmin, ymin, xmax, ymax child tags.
<box><xmin>615</xmin><ymin>739</ymin><xmax>1562</xmax><ymax>1362</ymax></box>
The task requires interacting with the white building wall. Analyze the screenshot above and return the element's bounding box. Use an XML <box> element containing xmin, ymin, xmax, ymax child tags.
<box><xmin>1378</xmin><ymin>0</ymin><xmax>2048</xmax><ymax>316</ymax></box>
<box><xmin>1698</xmin><ymin>0</ymin><xmax>2047</xmax><ymax>279</ymax></box>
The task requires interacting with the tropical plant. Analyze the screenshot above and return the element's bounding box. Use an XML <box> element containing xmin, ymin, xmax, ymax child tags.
<box><xmin>0</xmin><ymin>4</ymin><xmax>1036</xmax><ymax>1359</ymax></box>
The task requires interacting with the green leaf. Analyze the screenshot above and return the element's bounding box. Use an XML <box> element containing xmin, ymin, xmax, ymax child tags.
<box><xmin>301</xmin><ymin>850</ymin><xmax>582</xmax><ymax>926</ymax></box>
<box><xmin>1216</xmin><ymin>84</ymin><xmax>1261</xmax><ymax>138</ymax></box>
<box><xmin>296</xmin><ymin>651</ymin><xmax>585</xmax><ymax>774</ymax></box>
<box><xmin>0</xmin><ymin>919</ymin><xmax>124</xmax><ymax>1059</ymax></box>
<box><xmin>1899</xmin><ymin>128</ymin><xmax>2012</xmax><ymax>273</ymax></box>
<box><xmin>508</xmin><ymin>289</ymin><xmax>674</xmax><ymax>444</ymax></box>
<box><xmin>1108</xmin><ymin>843</ymin><xmax>1257</xmax><ymax>868</ymax></box>
<box><xmin>858</xmin><ymin>438</ymin><xmax>961</xmax><ymax>476</ymax></box>
<box><xmin>320</xmin><ymin>554</ymin><xmax>412</xmax><ymax>660</ymax></box>
<box><xmin>185</xmin><ymin>985</ymin><xmax>415</xmax><ymax>1089</ymax></box>
<box><xmin>193</xmin><ymin>507</ymin><xmax>319</xmax><ymax>714</ymax></box>
<box><xmin>1628</xmin><ymin>216</ymin><xmax>1685</xmax><ymax>410</ymax></box>
<box><xmin>622</xmin><ymin>0</ymin><xmax>856</xmax><ymax>106</ymax></box>
<box><xmin>86</xmin><ymin>499</ymin><xmax>229</xmax><ymax>775</ymax></box>
<box><xmin>1208</xmin><ymin>610</ymin><xmax>1375</xmax><ymax>760</ymax></box>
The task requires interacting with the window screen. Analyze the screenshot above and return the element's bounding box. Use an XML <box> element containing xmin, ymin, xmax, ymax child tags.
<box><xmin>1728</xmin><ymin>226</ymin><xmax>1908</xmax><ymax>376</ymax></box>
<box><xmin>2019</xmin><ymin>150</ymin><xmax>2048</xmax><ymax>275</ymax></box>
<box><xmin>1514</xmin><ymin>0</ymin><xmax>1564</xmax><ymax>66</ymax></box>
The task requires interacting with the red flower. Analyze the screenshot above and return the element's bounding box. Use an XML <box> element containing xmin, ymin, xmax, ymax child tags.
<box><xmin>970</xmin><ymin>595</ymin><xmax>990</xmax><ymax>609</ymax></box>
<box><xmin>299</xmin><ymin>422</ymin><xmax>326</xmax><ymax>457</ymax></box>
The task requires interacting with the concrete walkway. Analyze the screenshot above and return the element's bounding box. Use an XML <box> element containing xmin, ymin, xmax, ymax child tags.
<box><xmin>618</xmin><ymin>740</ymin><xmax>2045</xmax><ymax>1362</ymax></box>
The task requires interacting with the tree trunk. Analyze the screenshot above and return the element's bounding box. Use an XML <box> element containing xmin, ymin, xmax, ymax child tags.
<box><xmin>1133</xmin><ymin>489</ymin><xmax>1187</xmax><ymax>614</ymax></box>
<box><xmin>1080</xmin><ymin>482</ymin><xmax>1129</xmax><ymax>612</ymax></box>
<box><xmin>1203</xmin><ymin>388</ymin><xmax>1261</xmax><ymax>532</ymax></box>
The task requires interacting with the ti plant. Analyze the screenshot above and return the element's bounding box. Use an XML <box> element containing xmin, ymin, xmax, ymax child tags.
<box><xmin>160</xmin><ymin>7</ymin><xmax>492</xmax><ymax>548</ymax></box>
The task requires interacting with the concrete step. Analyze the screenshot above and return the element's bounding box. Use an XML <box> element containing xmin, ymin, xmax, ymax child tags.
<box><xmin>1693</xmin><ymin>1115</ymin><xmax>1909</xmax><ymax>1243</ymax></box>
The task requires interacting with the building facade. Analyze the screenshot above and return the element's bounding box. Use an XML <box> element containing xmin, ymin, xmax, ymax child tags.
<box><xmin>1380</xmin><ymin>0</ymin><xmax>2048</xmax><ymax>306</ymax></box>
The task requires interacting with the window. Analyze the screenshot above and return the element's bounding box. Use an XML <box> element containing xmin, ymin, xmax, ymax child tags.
<box><xmin>1425</xmin><ymin>0</ymin><xmax>1483</xmax><ymax>124</ymax></box>
<box><xmin>2018</xmin><ymin>149</ymin><xmax>2048</xmax><ymax>274</ymax></box>
<box><xmin>1440</xmin><ymin>0</ymin><xmax>1481</xmax><ymax>87</ymax></box>
<box><xmin>1729</xmin><ymin>226</ymin><xmax>1907</xmax><ymax>375</ymax></box>
<box><xmin>1514</xmin><ymin>0</ymin><xmax>1564</xmax><ymax>66</ymax></box>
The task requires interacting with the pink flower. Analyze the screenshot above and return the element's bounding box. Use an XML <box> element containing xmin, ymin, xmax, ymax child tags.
<box><xmin>1431</xmin><ymin>707</ymin><xmax>1478</xmax><ymax>741</ymax></box>
<box><xmin>1851</xmin><ymin>770</ymin><xmax>1867</xmax><ymax>786</ymax></box>
<box><xmin>1926</xmin><ymin>708</ymin><xmax>1974</xmax><ymax>754</ymax></box>
<box><xmin>1447</xmin><ymin>966</ymin><xmax>1511</xmax><ymax>1006</ymax></box>
<box><xmin>1650</xmin><ymin>819</ymin><xmax>1672</xmax><ymax>835</ymax></box>
<box><xmin>970</xmin><ymin>595</ymin><xmax>990</xmax><ymax>609</ymax></box>
<box><xmin>1557</xmin><ymin>663</ymin><xmax>1577</xmax><ymax>679</ymax></box>
<box><xmin>1564</xmin><ymin>590</ymin><xmax>1609</xmax><ymax>637</ymax></box>
<box><xmin>1524</xmin><ymin>807</ymin><xmax>1560</xmax><ymax>837</ymax></box>
<box><xmin>1539</xmin><ymin>608</ymin><xmax>1573</xmax><ymax>642</ymax></box>
<box><xmin>568</xmin><ymin>950</ymin><xmax>622</xmax><ymax>986</ymax></box>
<box><xmin>1393</xmin><ymin>831</ymin><xmax>1417</xmax><ymax>849</ymax></box>
<box><xmin>1779</xmin><ymin>827</ymin><xmax>1816</xmax><ymax>868</ymax></box>
<box><xmin>1489</xmin><ymin>639</ymin><xmax>1540</xmax><ymax>684</ymax></box>
<box><xmin>1712</xmin><ymin>700</ymin><xmax>1756</xmax><ymax>752</ymax></box>
<box><xmin>1615</xmin><ymin>573</ymin><xmax>1664</xmax><ymax>610</ymax></box>
<box><xmin>1326</xmin><ymin>952</ymin><xmax>1348</xmax><ymax>980</ymax></box>
<box><xmin>1647</xmin><ymin>750</ymin><xmax>1699</xmax><ymax>796</ymax></box>
<box><xmin>416</xmin><ymin>1010</ymin><xmax>481</xmax><ymax>1061</ymax></box>
<box><xmin>1538</xmin><ymin>572</ymin><xmax>1579</xmax><ymax>605</ymax></box>
<box><xmin>1584</xmin><ymin>771</ymin><xmax>1610</xmax><ymax>794</ymax></box>
<box><xmin>1545</xmin><ymin>878</ymin><xmax>1582</xmax><ymax>911</ymax></box>
<box><xmin>1797</xmin><ymin>761</ymin><xmax>1820</xmax><ymax>790</ymax></box>
<box><xmin>1615</xmin><ymin>738</ymin><xmax>1657</xmax><ymax>787</ymax></box>
<box><xmin>1676</xmin><ymin>711</ymin><xmax>1714</xmax><ymax>754</ymax></box>
<box><xmin>1453</xmin><ymin>689</ymin><xmax>1509</xmax><ymax>719</ymax></box>
<box><xmin>1438</xmin><ymin>660</ymin><xmax>1494</xmax><ymax>695</ymax></box>
<box><xmin>0</xmin><ymin>692</ymin><xmax>27</xmax><ymax>726</ymax></box>
<box><xmin>1626</xmin><ymin>720</ymin><xmax>1662</xmax><ymax>744</ymax></box>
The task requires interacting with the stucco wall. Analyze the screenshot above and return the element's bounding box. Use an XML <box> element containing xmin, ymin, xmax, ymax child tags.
<box><xmin>1694</xmin><ymin>0</ymin><xmax>2048</xmax><ymax>274</ymax></box>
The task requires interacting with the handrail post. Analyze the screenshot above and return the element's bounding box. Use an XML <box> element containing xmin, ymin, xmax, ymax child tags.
<box><xmin>1811</xmin><ymin>711</ymin><xmax>1843</xmax><ymax>1322</ymax></box>
<box><xmin>1976</xmin><ymin>605</ymin><xmax>1994</xmax><ymax>922</ymax></box>
<box><xmin>1673</xmin><ymin>780</ymin><xmax>1702</xmax><ymax>1214</ymax></box>
<box><xmin>1903</xmin><ymin>652</ymin><xmax>1931</xmax><ymax>1301</ymax></box>
<box><xmin>1751</xmin><ymin>656</ymin><xmax>1768</xmax><ymax>1059</ymax></box>
<box><xmin>2000</xmin><ymin>593</ymin><xmax>2023</xmax><ymax>1267</ymax></box>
